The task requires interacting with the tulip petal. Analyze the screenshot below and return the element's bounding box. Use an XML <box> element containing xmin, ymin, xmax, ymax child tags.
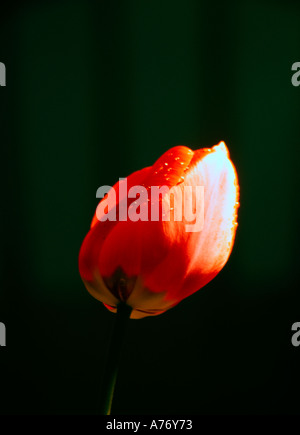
<box><xmin>78</xmin><ymin>166</ymin><xmax>151</xmax><ymax>302</ymax></box>
<box><xmin>143</xmin><ymin>141</ymin><xmax>239</xmax><ymax>302</ymax></box>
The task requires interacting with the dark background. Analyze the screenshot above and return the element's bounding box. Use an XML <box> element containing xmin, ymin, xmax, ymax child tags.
<box><xmin>0</xmin><ymin>0</ymin><xmax>299</xmax><ymax>415</ymax></box>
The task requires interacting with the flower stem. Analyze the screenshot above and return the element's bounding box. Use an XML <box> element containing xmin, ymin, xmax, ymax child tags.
<box><xmin>100</xmin><ymin>302</ymin><xmax>132</xmax><ymax>415</ymax></box>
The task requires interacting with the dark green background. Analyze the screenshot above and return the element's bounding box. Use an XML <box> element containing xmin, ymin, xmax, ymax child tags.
<box><xmin>0</xmin><ymin>0</ymin><xmax>299</xmax><ymax>414</ymax></box>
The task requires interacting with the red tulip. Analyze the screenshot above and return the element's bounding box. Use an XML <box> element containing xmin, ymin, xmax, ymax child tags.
<box><xmin>79</xmin><ymin>142</ymin><xmax>239</xmax><ymax>319</ymax></box>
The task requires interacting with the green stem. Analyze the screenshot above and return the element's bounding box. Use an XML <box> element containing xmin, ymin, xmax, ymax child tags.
<box><xmin>100</xmin><ymin>302</ymin><xmax>132</xmax><ymax>415</ymax></box>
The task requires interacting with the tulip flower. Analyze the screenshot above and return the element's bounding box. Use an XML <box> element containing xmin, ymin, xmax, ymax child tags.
<box><xmin>79</xmin><ymin>141</ymin><xmax>239</xmax><ymax>415</ymax></box>
<box><xmin>79</xmin><ymin>141</ymin><xmax>239</xmax><ymax>319</ymax></box>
